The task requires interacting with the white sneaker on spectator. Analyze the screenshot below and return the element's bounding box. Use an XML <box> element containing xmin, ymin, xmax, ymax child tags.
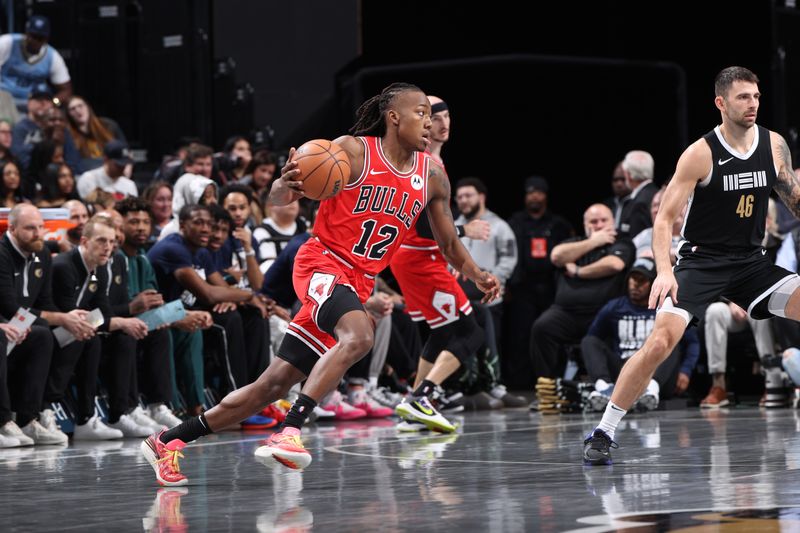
<box><xmin>320</xmin><ymin>390</ymin><xmax>367</xmax><ymax>420</ymax></box>
<box><xmin>73</xmin><ymin>416</ymin><xmax>123</xmax><ymax>440</ymax></box>
<box><xmin>312</xmin><ymin>405</ymin><xmax>336</xmax><ymax>420</ymax></box>
<box><xmin>108</xmin><ymin>414</ymin><xmax>153</xmax><ymax>437</ymax></box>
<box><xmin>39</xmin><ymin>408</ymin><xmax>61</xmax><ymax>433</ymax></box>
<box><xmin>148</xmin><ymin>404</ymin><xmax>182</xmax><ymax>429</ymax></box>
<box><xmin>21</xmin><ymin>419</ymin><xmax>68</xmax><ymax>445</ymax></box>
<box><xmin>130</xmin><ymin>406</ymin><xmax>167</xmax><ymax>432</ymax></box>
<box><xmin>636</xmin><ymin>379</ymin><xmax>660</xmax><ymax>412</ymax></box>
<box><xmin>368</xmin><ymin>385</ymin><xmax>402</xmax><ymax>408</ymax></box>
<box><xmin>0</xmin><ymin>420</ymin><xmax>33</xmax><ymax>446</ymax></box>
<box><xmin>0</xmin><ymin>430</ymin><xmax>19</xmax><ymax>447</ymax></box>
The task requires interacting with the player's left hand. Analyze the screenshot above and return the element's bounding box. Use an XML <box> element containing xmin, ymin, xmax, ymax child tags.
<box><xmin>476</xmin><ymin>271</ymin><xmax>501</xmax><ymax>303</ymax></box>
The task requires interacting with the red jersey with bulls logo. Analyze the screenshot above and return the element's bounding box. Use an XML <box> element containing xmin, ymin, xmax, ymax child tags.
<box><xmin>399</xmin><ymin>151</ymin><xmax>442</xmax><ymax>250</ymax></box>
<box><xmin>313</xmin><ymin>136</ymin><xmax>429</xmax><ymax>276</ymax></box>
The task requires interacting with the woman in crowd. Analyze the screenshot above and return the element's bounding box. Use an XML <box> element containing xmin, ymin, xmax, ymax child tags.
<box><xmin>239</xmin><ymin>149</ymin><xmax>277</xmax><ymax>225</ymax></box>
<box><xmin>142</xmin><ymin>181</ymin><xmax>173</xmax><ymax>244</ymax></box>
<box><xmin>27</xmin><ymin>139</ymin><xmax>64</xmax><ymax>197</ymax></box>
<box><xmin>65</xmin><ymin>95</ymin><xmax>126</xmax><ymax>171</ymax></box>
<box><xmin>0</xmin><ymin>161</ymin><xmax>28</xmax><ymax>208</ymax></box>
<box><xmin>36</xmin><ymin>163</ymin><xmax>79</xmax><ymax>208</ymax></box>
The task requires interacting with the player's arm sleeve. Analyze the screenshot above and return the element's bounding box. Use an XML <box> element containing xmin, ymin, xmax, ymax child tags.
<box><xmin>49</xmin><ymin>50</ymin><xmax>71</xmax><ymax>85</ymax></box>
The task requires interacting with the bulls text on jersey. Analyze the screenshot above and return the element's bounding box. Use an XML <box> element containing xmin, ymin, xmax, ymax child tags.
<box><xmin>351</xmin><ymin>184</ymin><xmax>424</xmax><ymax>230</ymax></box>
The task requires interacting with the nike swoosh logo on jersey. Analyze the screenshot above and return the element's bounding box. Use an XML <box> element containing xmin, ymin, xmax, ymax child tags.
<box><xmin>369</xmin><ymin>169</ymin><xmax>388</xmax><ymax>175</ymax></box>
<box><xmin>718</xmin><ymin>157</ymin><xmax>734</xmax><ymax>165</ymax></box>
<box><xmin>762</xmin><ymin>250</ymin><xmax>767</xmax><ymax>255</ymax></box>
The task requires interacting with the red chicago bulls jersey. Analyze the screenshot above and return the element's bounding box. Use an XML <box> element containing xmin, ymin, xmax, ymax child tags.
<box><xmin>313</xmin><ymin>136</ymin><xmax>429</xmax><ymax>276</ymax></box>
<box><xmin>399</xmin><ymin>151</ymin><xmax>443</xmax><ymax>250</ymax></box>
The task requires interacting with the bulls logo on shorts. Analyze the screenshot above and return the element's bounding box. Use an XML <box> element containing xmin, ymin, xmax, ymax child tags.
<box><xmin>433</xmin><ymin>290</ymin><xmax>457</xmax><ymax>322</ymax></box>
<box><xmin>308</xmin><ymin>272</ymin><xmax>336</xmax><ymax>305</ymax></box>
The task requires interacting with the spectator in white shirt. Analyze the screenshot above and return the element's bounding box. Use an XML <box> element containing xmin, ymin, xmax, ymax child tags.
<box><xmin>76</xmin><ymin>140</ymin><xmax>137</xmax><ymax>201</ymax></box>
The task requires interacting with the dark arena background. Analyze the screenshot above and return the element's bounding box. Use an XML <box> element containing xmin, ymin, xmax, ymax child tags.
<box><xmin>3</xmin><ymin>0</ymin><xmax>800</xmax><ymax>531</ymax></box>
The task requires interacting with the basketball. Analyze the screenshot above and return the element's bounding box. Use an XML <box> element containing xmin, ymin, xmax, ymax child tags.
<box><xmin>292</xmin><ymin>139</ymin><xmax>351</xmax><ymax>200</ymax></box>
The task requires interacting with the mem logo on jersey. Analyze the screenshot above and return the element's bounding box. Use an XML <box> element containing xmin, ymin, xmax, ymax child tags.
<box><xmin>723</xmin><ymin>171</ymin><xmax>768</xmax><ymax>191</ymax></box>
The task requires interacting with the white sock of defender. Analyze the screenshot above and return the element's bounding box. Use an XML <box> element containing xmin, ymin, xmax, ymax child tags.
<box><xmin>596</xmin><ymin>401</ymin><xmax>627</xmax><ymax>440</ymax></box>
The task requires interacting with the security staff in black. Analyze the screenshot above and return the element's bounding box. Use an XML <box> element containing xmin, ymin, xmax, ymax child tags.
<box><xmin>584</xmin><ymin>66</ymin><xmax>800</xmax><ymax>466</ymax></box>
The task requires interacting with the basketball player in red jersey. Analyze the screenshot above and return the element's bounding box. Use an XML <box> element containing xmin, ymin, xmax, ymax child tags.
<box><xmin>140</xmin><ymin>83</ymin><xmax>499</xmax><ymax>485</ymax></box>
<box><xmin>391</xmin><ymin>95</ymin><xmax>492</xmax><ymax>433</ymax></box>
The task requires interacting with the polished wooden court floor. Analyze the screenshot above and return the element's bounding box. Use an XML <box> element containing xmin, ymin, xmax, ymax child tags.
<box><xmin>3</xmin><ymin>407</ymin><xmax>800</xmax><ymax>532</ymax></box>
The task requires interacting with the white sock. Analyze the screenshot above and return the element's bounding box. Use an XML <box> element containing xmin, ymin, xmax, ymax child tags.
<box><xmin>596</xmin><ymin>401</ymin><xmax>627</xmax><ymax>440</ymax></box>
<box><xmin>368</xmin><ymin>376</ymin><xmax>379</xmax><ymax>389</ymax></box>
<box><xmin>646</xmin><ymin>379</ymin><xmax>660</xmax><ymax>396</ymax></box>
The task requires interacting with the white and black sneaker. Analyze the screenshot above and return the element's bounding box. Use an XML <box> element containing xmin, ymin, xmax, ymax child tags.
<box><xmin>395</xmin><ymin>396</ymin><xmax>456</xmax><ymax>433</ymax></box>
<box><xmin>635</xmin><ymin>379</ymin><xmax>660</xmax><ymax>412</ymax></box>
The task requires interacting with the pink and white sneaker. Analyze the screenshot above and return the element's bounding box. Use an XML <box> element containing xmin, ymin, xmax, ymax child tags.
<box><xmin>320</xmin><ymin>390</ymin><xmax>367</xmax><ymax>420</ymax></box>
<box><xmin>254</xmin><ymin>427</ymin><xmax>312</xmax><ymax>470</ymax></box>
<box><xmin>141</xmin><ymin>430</ymin><xmax>188</xmax><ymax>486</ymax></box>
<box><xmin>347</xmin><ymin>387</ymin><xmax>393</xmax><ymax>418</ymax></box>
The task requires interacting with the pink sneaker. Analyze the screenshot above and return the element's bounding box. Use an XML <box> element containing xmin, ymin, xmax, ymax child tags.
<box><xmin>320</xmin><ymin>390</ymin><xmax>367</xmax><ymax>420</ymax></box>
<box><xmin>141</xmin><ymin>430</ymin><xmax>188</xmax><ymax>486</ymax></box>
<box><xmin>254</xmin><ymin>427</ymin><xmax>312</xmax><ymax>470</ymax></box>
<box><xmin>348</xmin><ymin>387</ymin><xmax>393</xmax><ymax>418</ymax></box>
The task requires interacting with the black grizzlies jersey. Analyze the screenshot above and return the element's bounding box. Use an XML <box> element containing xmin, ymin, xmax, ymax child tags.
<box><xmin>680</xmin><ymin>125</ymin><xmax>776</xmax><ymax>251</ymax></box>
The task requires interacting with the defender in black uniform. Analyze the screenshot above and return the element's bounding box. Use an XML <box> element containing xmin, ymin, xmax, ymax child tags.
<box><xmin>584</xmin><ymin>66</ymin><xmax>800</xmax><ymax>465</ymax></box>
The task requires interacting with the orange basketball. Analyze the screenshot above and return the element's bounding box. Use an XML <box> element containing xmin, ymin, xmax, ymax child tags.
<box><xmin>292</xmin><ymin>139</ymin><xmax>351</xmax><ymax>200</ymax></box>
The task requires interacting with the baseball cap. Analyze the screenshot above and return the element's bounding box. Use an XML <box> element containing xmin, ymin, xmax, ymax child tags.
<box><xmin>628</xmin><ymin>257</ymin><xmax>656</xmax><ymax>282</ymax></box>
<box><xmin>104</xmin><ymin>140</ymin><xmax>133</xmax><ymax>167</ymax></box>
<box><xmin>25</xmin><ymin>15</ymin><xmax>50</xmax><ymax>39</ymax></box>
<box><xmin>524</xmin><ymin>176</ymin><xmax>549</xmax><ymax>194</ymax></box>
<box><xmin>28</xmin><ymin>83</ymin><xmax>53</xmax><ymax>100</ymax></box>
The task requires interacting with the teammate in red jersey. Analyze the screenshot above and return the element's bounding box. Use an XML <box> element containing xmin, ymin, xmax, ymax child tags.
<box><xmin>391</xmin><ymin>95</ymin><xmax>492</xmax><ymax>432</ymax></box>
<box><xmin>140</xmin><ymin>82</ymin><xmax>499</xmax><ymax>484</ymax></box>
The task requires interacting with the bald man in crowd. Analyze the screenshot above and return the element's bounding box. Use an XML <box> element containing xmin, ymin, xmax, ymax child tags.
<box><xmin>529</xmin><ymin>203</ymin><xmax>635</xmax><ymax>384</ymax></box>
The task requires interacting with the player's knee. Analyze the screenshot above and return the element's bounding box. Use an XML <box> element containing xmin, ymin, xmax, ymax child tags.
<box><xmin>350</xmin><ymin>330</ymin><xmax>375</xmax><ymax>357</ymax></box>
<box><xmin>644</xmin><ymin>330</ymin><xmax>677</xmax><ymax>362</ymax></box>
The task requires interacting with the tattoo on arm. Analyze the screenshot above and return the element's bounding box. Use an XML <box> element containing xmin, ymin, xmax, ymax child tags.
<box><xmin>774</xmin><ymin>136</ymin><xmax>800</xmax><ymax>218</ymax></box>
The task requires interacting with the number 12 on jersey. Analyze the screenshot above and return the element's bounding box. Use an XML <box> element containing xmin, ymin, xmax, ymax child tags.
<box><xmin>736</xmin><ymin>194</ymin><xmax>754</xmax><ymax>218</ymax></box>
<box><xmin>352</xmin><ymin>219</ymin><xmax>399</xmax><ymax>260</ymax></box>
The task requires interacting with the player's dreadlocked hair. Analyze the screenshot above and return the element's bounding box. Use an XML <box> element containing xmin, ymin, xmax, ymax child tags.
<box><xmin>349</xmin><ymin>82</ymin><xmax>423</xmax><ymax>137</ymax></box>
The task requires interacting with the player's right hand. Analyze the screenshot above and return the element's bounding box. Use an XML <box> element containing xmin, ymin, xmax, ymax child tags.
<box><xmin>476</xmin><ymin>271</ymin><xmax>501</xmax><ymax>304</ymax></box>
<box><xmin>280</xmin><ymin>147</ymin><xmax>305</xmax><ymax>194</ymax></box>
<box><xmin>648</xmin><ymin>271</ymin><xmax>678</xmax><ymax>310</ymax></box>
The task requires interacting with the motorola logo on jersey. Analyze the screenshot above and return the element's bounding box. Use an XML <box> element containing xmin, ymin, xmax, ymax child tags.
<box><xmin>722</xmin><ymin>170</ymin><xmax>769</xmax><ymax>191</ymax></box>
<box><xmin>351</xmin><ymin>184</ymin><xmax>423</xmax><ymax>229</ymax></box>
<box><xmin>411</xmin><ymin>174</ymin><xmax>423</xmax><ymax>191</ymax></box>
